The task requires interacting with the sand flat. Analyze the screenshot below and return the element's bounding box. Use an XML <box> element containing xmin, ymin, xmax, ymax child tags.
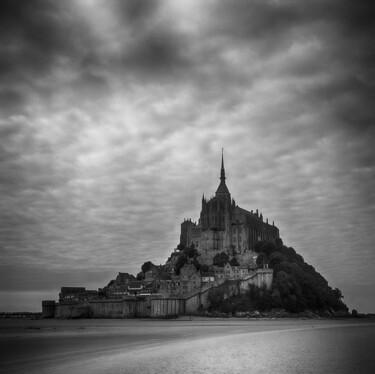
<box><xmin>1</xmin><ymin>318</ymin><xmax>375</xmax><ymax>373</ymax></box>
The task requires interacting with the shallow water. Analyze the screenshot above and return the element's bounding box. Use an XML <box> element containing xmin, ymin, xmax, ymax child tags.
<box><xmin>1</xmin><ymin>319</ymin><xmax>375</xmax><ymax>373</ymax></box>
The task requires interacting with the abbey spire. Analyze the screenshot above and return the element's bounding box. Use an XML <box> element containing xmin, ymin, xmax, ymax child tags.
<box><xmin>216</xmin><ymin>148</ymin><xmax>230</xmax><ymax>197</ymax></box>
<box><xmin>220</xmin><ymin>148</ymin><xmax>226</xmax><ymax>182</ymax></box>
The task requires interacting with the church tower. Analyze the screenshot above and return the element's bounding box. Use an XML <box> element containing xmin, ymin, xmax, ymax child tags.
<box><xmin>180</xmin><ymin>149</ymin><xmax>280</xmax><ymax>264</ymax></box>
<box><xmin>200</xmin><ymin>150</ymin><xmax>234</xmax><ymax>232</ymax></box>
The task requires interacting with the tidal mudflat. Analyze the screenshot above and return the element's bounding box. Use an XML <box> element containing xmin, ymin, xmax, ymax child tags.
<box><xmin>1</xmin><ymin>318</ymin><xmax>375</xmax><ymax>373</ymax></box>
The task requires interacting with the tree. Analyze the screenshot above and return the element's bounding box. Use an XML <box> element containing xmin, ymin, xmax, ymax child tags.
<box><xmin>254</xmin><ymin>241</ymin><xmax>264</xmax><ymax>253</ymax></box>
<box><xmin>247</xmin><ymin>284</ymin><xmax>273</xmax><ymax>311</ymax></box>
<box><xmin>213</xmin><ymin>252</ymin><xmax>229</xmax><ymax>267</ymax></box>
<box><xmin>106</xmin><ymin>279</ymin><xmax>115</xmax><ymax>288</ymax></box>
<box><xmin>254</xmin><ymin>240</ymin><xmax>278</xmax><ymax>256</ymax></box>
<box><xmin>177</xmin><ymin>243</ymin><xmax>186</xmax><ymax>251</ymax></box>
<box><xmin>141</xmin><ymin>261</ymin><xmax>154</xmax><ymax>274</ymax></box>
<box><xmin>136</xmin><ymin>272</ymin><xmax>145</xmax><ymax>281</ymax></box>
<box><xmin>268</xmin><ymin>252</ymin><xmax>285</xmax><ymax>268</ymax></box>
<box><xmin>275</xmin><ymin>238</ymin><xmax>283</xmax><ymax>247</ymax></box>
<box><xmin>174</xmin><ymin>255</ymin><xmax>188</xmax><ymax>275</ymax></box>
<box><xmin>183</xmin><ymin>246</ymin><xmax>199</xmax><ymax>258</ymax></box>
<box><xmin>333</xmin><ymin>288</ymin><xmax>343</xmax><ymax>300</ymax></box>
<box><xmin>256</xmin><ymin>252</ymin><xmax>267</xmax><ymax>267</ymax></box>
<box><xmin>262</xmin><ymin>241</ymin><xmax>277</xmax><ymax>256</ymax></box>
<box><xmin>200</xmin><ymin>264</ymin><xmax>209</xmax><ymax>273</ymax></box>
<box><xmin>208</xmin><ymin>286</ymin><xmax>226</xmax><ymax>309</ymax></box>
<box><xmin>229</xmin><ymin>257</ymin><xmax>240</xmax><ymax>266</ymax></box>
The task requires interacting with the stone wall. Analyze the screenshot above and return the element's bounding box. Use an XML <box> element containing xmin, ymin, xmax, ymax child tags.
<box><xmin>185</xmin><ymin>280</ymin><xmax>241</xmax><ymax>314</ymax></box>
<box><xmin>55</xmin><ymin>303</ymin><xmax>91</xmax><ymax>319</ymax></box>
<box><xmin>239</xmin><ymin>269</ymin><xmax>273</xmax><ymax>294</ymax></box>
<box><xmin>90</xmin><ymin>300</ymin><xmax>124</xmax><ymax>318</ymax></box>
<box><xmin>151</xmin><ymin>298</ymin><xmax>183</xmax><ymax>317</ymax></box>
<box><xmin>185</xmin><ymin>287</ymin><xmax>211</xmax><ymax>314</ymax></box>
<box><xmin>42</xmin><ymin>300</ymin><xmax>56</xmax><ymax>318</ymax></box>
<box><xmin>55</xmin><ymin>298</ymin><xmax>185</xmax><ymax>319</ymax></box>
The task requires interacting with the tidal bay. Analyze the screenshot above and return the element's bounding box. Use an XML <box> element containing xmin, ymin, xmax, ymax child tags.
<box><xmin>1</xmin><ymin>318</ymin><xmax>374</xmax><ymax>373</ymax></box>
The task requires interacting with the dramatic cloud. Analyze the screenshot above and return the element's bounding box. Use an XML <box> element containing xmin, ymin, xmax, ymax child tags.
<box><xmin>0</xmin><ymin>0</ymin><xmax>374</xmax><ymax>312</ymax></box>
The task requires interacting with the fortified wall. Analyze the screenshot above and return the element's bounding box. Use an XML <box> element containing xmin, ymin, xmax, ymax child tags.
<box><xmin>43</xmin><ymin>268</ymin><xmax>273</xmax><ymax>318</ymax></box>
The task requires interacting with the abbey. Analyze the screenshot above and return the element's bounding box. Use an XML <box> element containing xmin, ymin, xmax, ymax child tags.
<box><xmin>43</xmin><ymin>152</ymin><xmax>278</xmax><ymax>319</ymax></box>
<box><xmin>180</xmin><ymin>151</ymin><xmax>280</xmax><ymax>265</ymax></box>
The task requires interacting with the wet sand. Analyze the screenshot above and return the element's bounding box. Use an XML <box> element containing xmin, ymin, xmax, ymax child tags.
<box><xmin>1</xmin><ymin>318</ymin><xmax>375</xmax><ymax>373</ymax></box>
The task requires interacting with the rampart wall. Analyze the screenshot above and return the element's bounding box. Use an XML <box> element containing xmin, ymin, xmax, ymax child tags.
<box><xmin>185</xmin><ymin>284</ymin><xmax>213</xmax><ymax>313</ymax></box>
<box><xmin>90</xmin><ymin>300</ymin><xmax>124</xmax><ymax>318</ymax></box>
<box><xmin>48</xmin><ymin>269</ymin><xmax>273</xmax><ymax>318</ymax></box>
<box><xmin>151</xmin><ymin>298</ymin><xmax>184</xmax><ymax>317</ymax></box>
<box><xmin>55</xmin><ymin>303</ymin><xmax>91</xmax><ymax>319</ymax></box>
<box><xmin>239</xmin><ymin>269</ymin><xmax>273</xmax><ymax>293</ymax></box>
<box><xmin>54</xmin><ymin>298</ymin><xmax>185</xmax><ymax>319</ymax></box>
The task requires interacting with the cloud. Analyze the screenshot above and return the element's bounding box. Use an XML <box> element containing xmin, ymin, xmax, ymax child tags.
<box><xmin>0</xmin><ymin>0</ymin><xmax>374</xmax><ymax>312</ymax></box>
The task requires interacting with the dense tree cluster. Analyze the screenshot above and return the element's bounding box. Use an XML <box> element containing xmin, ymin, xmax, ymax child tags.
<box><xmin>229</xmin><ymin>257</ymin><xmax>240</xmax><ymax>266</ymax></box>
<box><xmin>174</xmin><ymin>243</ymin><xmax>202</xmax><ymax>275</ymax></box>
<box><xmin>208</xmin><ymin>240</ymin><xmax>348</xmax><ymax>314</ymax></box>
<box><xmin>213</xmin><ymin>252</ymin><xmax>229</xmax><ymax>267</ymax></box>
<box><xmin>141</xmin><ymin>261</ymin><xmax>154</xmax><ymax>274</ymax></box>
<box><xmin>253</xmin><ymin>240</ymin><xmax>348</xmax><ymax>312</ymax></box>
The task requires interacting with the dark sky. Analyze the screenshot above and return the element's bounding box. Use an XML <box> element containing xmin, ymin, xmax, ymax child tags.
<box><xmin>1</xmin><ymin>0</ymin><xmax>374</xmax><ymax>312</ymax></box>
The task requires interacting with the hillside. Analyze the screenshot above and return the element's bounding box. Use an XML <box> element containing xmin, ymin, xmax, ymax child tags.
<box><xmin>208</xmin><ymin>239</ymin><xmax>348</xmax><ymax>315</ymax></box>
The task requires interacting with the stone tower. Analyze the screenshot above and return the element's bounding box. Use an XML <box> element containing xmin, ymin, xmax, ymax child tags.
<box><xmin>200</xmin><ymin>149</ymin><xmax>235</xmax><ymax>232</ymax></box>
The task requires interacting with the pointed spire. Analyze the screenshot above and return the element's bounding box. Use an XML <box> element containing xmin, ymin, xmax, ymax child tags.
<box><xmin>216</xmin><ymin>148</ymin><xmax>230</xmax><ymax>197</ymax></box>
<box><xmin>220</xmin><ymin>148</ymin><xmax>226</xmax><ymax>182</ymax></box>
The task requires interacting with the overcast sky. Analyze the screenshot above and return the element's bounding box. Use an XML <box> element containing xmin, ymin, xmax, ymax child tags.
<box><xmin>1</xmin><ymin>0</ymin><xmax>374</xmax><ymax>313</ymax></box>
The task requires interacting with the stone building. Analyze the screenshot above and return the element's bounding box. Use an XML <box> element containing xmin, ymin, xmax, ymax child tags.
<box><xmin>180</xmin><ymin>151</ymin><xmax>280</xmax><ymax>264</ymax></box>
<box><xmin>59</xmin><ymin>287</ymin><xmax>99</xmax><ymax>302</ymax></box>
<box><xmin>163</xmin><ymin>263</ymin><xmax>202</xmax><ymax>297</ymax></box>
<box><xmin>201</xmin><ymin>272</ymin><xmax>215</xmax><ymax>284</ymax></box>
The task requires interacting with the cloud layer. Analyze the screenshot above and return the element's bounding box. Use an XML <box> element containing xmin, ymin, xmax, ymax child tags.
<box><xmin>1</xmin><ymin>0</ymin><xmax>374</xmax><ymax>312</ymax></box>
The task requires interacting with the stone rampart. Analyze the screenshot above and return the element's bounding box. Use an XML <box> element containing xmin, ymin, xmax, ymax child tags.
<box><xmin>90</xmin><ymin>300</ymin><xmax>124</xmax><ymax>318</ymax></box>
<box><xmin>55</xmin><ymin>298</ymin><xmax>185</xmax><ymax>319</ymax></box>
<box><xmin>151</xmin><ymin>298</ymin><xmax>183</xmax><ymax>317</ymax></box>
<box><xmin>42</xmin><ymin>300</ymin><xmax>56</xmax><ymax>318</ymax></box>
<box><xmin>239</xmin><ymin>269</ymin><xmax>273</xmax><ymax>294</ymax></box>
<box><xmin>55</xmin><ymin>302</ymin><xmax>91</xmax><ymax>319</ymax></box>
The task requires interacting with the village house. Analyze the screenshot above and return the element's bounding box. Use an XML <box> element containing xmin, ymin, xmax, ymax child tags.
<box><xmin>59</xmin><ymin>287</ymin><xmax>99</xmax><ymax>302</ymax></box>
<box><xmin>201</xmin><ymin>272</ymin><xmax>215</xmax><ymax>284</ymax></box>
